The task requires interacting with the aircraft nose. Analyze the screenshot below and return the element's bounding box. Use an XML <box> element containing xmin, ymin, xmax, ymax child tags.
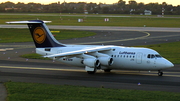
<box><xmin>156</xmin><ymin>58</ymin><xmax>174</xmax><ymax>69</ymax></box>
<box><xmin>164</xmin><ymin>59</ymin><xmax>174</xmax><ymax>68</ymax></box>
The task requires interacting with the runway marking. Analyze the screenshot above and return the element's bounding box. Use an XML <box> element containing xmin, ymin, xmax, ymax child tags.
<box><xmin>0</xmin><ymin>45</ymin><xmax>34</xmax><ymax>48</ymax></box>
<box><xmin>144</xmin><ymin>34</ymin><xmax>180</xmax><ymax>40</ymax></box>
<box><xmin>0</xmin><ymin>65</ymin><xmax>180</xmax><ymax>77</ymax></box>
<box><xmin>77</xmin><ymin>31</ymin><xmax>150</xmax><ymax>44</ymax></box>
<box><xmin>112</xmin><ymin>70</ymin><xmax>180</xmax><ymax>77</ymax></box>
<box><xmin>0</xmin><ymin>48</ymin><xmax>14</xmax><ymax>51</ymax></box>
<box><xmin>0</xmin><ymin>65</ymin><xmax>85</xmax><ymax>72</ymax></box>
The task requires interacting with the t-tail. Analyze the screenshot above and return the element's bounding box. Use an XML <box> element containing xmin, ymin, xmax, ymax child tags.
<box><xmin>6</xmin><ymin>20</ymin><xmax>65</xmax><ymax>48</ymax></box>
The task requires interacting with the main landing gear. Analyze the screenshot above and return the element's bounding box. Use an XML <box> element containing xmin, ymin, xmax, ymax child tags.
<box><xmin>87</xmin><ymin>67</ymin><xmax>97</xmax><ymax>74</ymax></box>
<box><xmin>158</xmin><ymin>70</ymin><xmax>163</xmax><ymax>76</ymax></box>
<box><xmin>87</xmin><ymin>69</ymin><xmax>112</xmax><ymax>74</ymax></box>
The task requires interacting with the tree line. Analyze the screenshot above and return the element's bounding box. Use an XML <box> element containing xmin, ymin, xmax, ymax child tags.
<box><xmin>0</xmin><ymin>0</ymin><xmax>180</xmax><ymax>15</ymax></box>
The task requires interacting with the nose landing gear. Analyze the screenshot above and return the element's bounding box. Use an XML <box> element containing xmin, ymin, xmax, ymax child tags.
<box><xmin>158</xmin><ymin>70</ymin><xmax>163</xmax><ymax>76</ymax></box>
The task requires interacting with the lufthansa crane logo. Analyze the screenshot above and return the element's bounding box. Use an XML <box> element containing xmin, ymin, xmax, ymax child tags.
<box><xmin>33</xmin><ymin>27</ymin><xmax>46</xmax><ymax>44</ymax></box>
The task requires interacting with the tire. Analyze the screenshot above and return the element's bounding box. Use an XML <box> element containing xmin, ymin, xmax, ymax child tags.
<box><xmin>158</xmin><ymin>71</ymin><xmax>163</xmax><ymax>76</ymax></box>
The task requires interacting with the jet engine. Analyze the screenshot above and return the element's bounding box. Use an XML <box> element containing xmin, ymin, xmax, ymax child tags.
<box><xmin>82</xmin><ymin>58</ymin><xmax>100</xmax><ymax>68</ymax></box>
<box><xmin>98</xmin><ymin>57</ymin><xmax>113</xmax><ymax>66</ymax></box>
<box><xmin>89</xmin><ymin>52</ymin><xmax>114</xmax><ymax>66</ymax></box>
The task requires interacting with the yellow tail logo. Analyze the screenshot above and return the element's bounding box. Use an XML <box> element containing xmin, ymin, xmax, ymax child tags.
<box><xmin>33</xmin><ymin>27</ymin><xmax>46</xmax><ymax>44</ymax></box>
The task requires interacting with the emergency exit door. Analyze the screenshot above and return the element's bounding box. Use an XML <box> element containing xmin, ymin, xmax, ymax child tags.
<box><xmin>136</xmin><ymin>52</ymin><xmax>143</xmax><ymax>64</ymax></box>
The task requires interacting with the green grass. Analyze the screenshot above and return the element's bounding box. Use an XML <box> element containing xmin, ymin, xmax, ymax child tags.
<box><xmin>5</xmin><ymin>82</ymin><xmax>180</xmax><ymax>101</ymax></box>
<box><xmin>0</xmin><ymin>28</ymin><xmax>96</xmax><ymax>43</ymax></box>
<box><xmin>0</xmin><ymin>28</ymin><xmax>32</xmax><ymax>43</ymax></box>
<box><xmin>1</xmin><ymin>13</ymin><xmax>180</xmax><ymax>27</ymax></box>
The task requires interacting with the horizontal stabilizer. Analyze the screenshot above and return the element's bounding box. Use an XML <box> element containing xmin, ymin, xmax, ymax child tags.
<box><xmin>6</xmin><ymin>20</ymin><xmax>65</xmax><ymax>48</ymax></box>
<box><xmin>6</xmin><ymin>20</ymin><xmax>51</xmax><ymax>24</ymax></box>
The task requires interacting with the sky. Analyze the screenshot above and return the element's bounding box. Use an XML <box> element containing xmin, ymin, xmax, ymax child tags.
<box><xmin>2</xmin><ymin>0</ymin><xmax>180</xmax><ymax>6</ymax></box>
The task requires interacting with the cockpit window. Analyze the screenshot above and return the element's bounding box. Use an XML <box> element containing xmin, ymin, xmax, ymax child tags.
<box><xmin>151</xmin><ymin>55</ymin><xmax>155</xmax><ymax>58</ymax></box>
<box><xmin>155</xmin><ymin>54</ymin><xmax>162</xmax><ymax>58</ymax></box>
<box><xmin>147</xmin><ymin>54</ymin><xmax>162</xmax><ymax>58</ymax></box>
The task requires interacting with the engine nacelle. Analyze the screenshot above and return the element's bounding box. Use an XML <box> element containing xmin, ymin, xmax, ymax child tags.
<box><xmin>88</xmin><ymin>52</ymin><xmax>113</xmax><ymax>66</ymax></box>
<box><xmin>98</xmin><ymin>57</ymin><xmax>113</xmax><ymax>66</ymax></box>
<box><xmin>83</xmin><ymin>58</ymin><xmax>100</xmax><ymax>68</ymax></box>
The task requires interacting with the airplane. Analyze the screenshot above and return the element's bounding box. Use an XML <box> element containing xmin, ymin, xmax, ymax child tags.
<box><xmin>6</xmin><ymin>20</ymin><xmax>174</xmax><ymax>76</ymax></box>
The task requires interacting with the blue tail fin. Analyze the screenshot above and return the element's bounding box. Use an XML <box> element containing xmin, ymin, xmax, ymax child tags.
<box><xmin>7</xmin><ymin>20</ymin><xmax>65</xmax><ymax>48</ymax></box>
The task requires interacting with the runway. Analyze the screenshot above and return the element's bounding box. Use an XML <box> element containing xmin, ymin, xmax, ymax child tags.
<box><xmin>0</xmin><ymin>26</ymin><xmax>180</xmax><ymax>92</ymax></box>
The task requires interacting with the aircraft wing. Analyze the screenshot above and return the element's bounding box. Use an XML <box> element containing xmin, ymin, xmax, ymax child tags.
<box><xmin>44</xmin><ymin>46</ymin><xmax>113</xmax><ymax>58</ymax></box>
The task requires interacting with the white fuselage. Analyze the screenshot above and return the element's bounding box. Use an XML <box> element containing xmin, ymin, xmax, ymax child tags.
<box><xmin>36</xmin><ymin>45</ymin><xmax>173</xmax><ymax>71</ymax></box>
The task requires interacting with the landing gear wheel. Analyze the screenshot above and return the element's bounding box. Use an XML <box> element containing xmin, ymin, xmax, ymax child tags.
<box><xmin>104</xmin><ymin>69</ymin><xmax>111</xmax><ymax>72</ymax></box>
<box><xmin>158</xmin><ymin>70</ymin><xmax>163</xmax><ymax>76</ymax></box>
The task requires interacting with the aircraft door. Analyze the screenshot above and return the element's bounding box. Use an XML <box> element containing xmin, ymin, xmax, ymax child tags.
<box><xmin>136</xmin><ymin>52</ymin><xmax>143</xmax><ymax>64</ymax></box>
